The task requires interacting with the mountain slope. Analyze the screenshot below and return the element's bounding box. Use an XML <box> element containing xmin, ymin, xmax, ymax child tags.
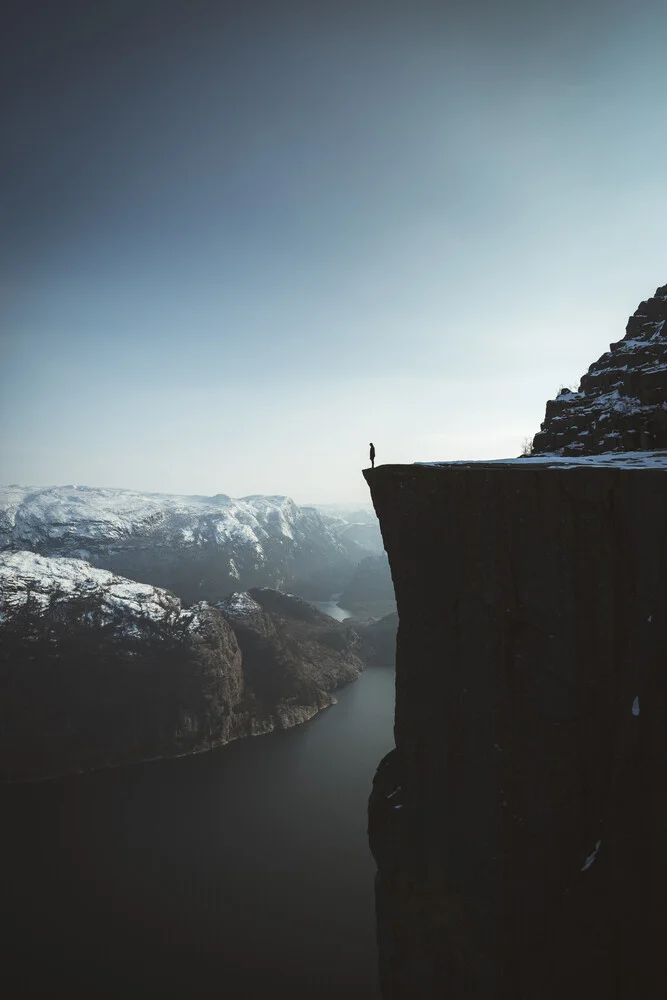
<box><xmin>0</xmin><ymin>486</ymin><xmax>354</xmax><ymax>602</ymax></box>
<box><xmin>0</xmin><ymin>552</ymin><xmax>364</xmax><ymax>781</ymax></box>
<box><xmin>532</xmin><ymin>283</ymin><xmax>667</xmax><ymax>455</ymax></box>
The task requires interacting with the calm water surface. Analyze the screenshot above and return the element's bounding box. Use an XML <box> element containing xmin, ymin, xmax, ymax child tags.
<box><xmin>310</xmin><ymin>599</ymin><xmax>354</xmax><ymax>621</ymax></box>
<box><xmin>3</xmin><ymin>664</ymin><xmax>395</xmax><ymax>998</ymax></box>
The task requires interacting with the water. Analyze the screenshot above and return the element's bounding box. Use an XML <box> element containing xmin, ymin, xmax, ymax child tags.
<box><xmin>2</xmin><ymin>663</ymin><xmax>395</xmax><ymax>998</ymax></box>
<box><xmin>310</xmin><ymin>598</ymin><xmax>354</xmax><ymax>621</ymax></box>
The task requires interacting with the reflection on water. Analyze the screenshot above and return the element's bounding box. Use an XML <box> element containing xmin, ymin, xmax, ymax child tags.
<box><xmin>3</xmin><ymin>664</ymin><xmax>395</xmax><ymax>999</ymax></box>
<box><xmin>311</xmin><ymin>598</ymin><xmax>354</xmax><ymax>621</ymax></box>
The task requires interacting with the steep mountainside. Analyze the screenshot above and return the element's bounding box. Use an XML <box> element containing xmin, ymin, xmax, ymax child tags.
<box><xmin>219</xmin><ymin>587</ymin><xmax>363</xmax><ymax>711</ymax></box>
<box><xmin>0</xmin><ymin>553</ymin><xmax>363</xmax><ymax>782</ymax></box>
<box><xmin>532</xmin><ymin>284</ymin><xmax>667</xmax><ymax>454</ymax></box>
<box><xmin>354</xmin><ymin>612</ymin><xmax>398</xmax><ymax>666</ymax></box>
<box><xmin>0</xmin><ymin>486</ymin><xmax>355</xmax><ymax>603</ymax></box>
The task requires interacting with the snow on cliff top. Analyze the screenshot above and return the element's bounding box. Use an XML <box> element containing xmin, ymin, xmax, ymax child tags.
<box><xmin>417</xmin><ymin>450</ymin><xmax>667</xmax><ymax>470</ymax></box>
<box><xmin>217</xmin><ymin>591</ymin><xmax>262</xmax><ymax>618</ymax></box>
<box><xmin>0</xmin><ymin>550</ymin><xmax>182</xmax><ymax>622</ymax></box>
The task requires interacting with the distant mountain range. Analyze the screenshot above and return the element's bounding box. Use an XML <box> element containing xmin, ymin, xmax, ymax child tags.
<box><xmin>0</xmin><ymin>486</ymin><xmax>383</xmax><ymax>604</ymax></box>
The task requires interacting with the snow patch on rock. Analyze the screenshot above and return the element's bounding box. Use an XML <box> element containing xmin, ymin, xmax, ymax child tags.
<box><xmin>0</xmin><ymin>551</ymin><xmax>185</xmax><ymax>630</ymax></box>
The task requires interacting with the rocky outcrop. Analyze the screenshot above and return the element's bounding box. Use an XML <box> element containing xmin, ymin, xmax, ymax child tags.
<box><xmin>365</xmin><ymin>458</ymin><xmax>667</xmax><ymax>999</ymax></box>
<box><xmin>218</xmin><ymin>587</ymin><xmax>364</xmax><ymax>717</ymax></box>
<box><xmin>0</xmin><ymin>486</ymin><xmax>357</xmax><ymax>604</ymax></box>
<box><xmin>0</xmin><ymin>554</ymin><xmax>364</xmax><ymax>782</ymax></box>
<box><xmin>532</xmin><ymin>284</ymin><xmax>667</xmax><ymax>455</ymax></box>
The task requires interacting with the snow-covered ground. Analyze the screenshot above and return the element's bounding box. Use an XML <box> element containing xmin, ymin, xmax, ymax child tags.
<box><xmin>417</xmin><ymin>451</ymin><xmax>667</xmax><ymax>470</ymax></box>
<box><xmin>217</xmin><ymin>591</ymin><xmax>263</xmax><ymax>619</ymax></box>
<box><xmin>0</xmin><ymin>550</ymin><xmax>188</xmax><ymax>629</ymax></box>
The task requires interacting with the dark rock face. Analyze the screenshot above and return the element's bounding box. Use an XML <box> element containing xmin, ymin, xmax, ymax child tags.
<box><xmin>365</xmin><ymin>461</ymin><xmax>667</xmax><ymax>999</ymax></box>
<box><xmin>0</xmin><ymin>555</ymin><xmax>364</xmax><ymax>782</ymax></box>
<box><xmin>338</xmin><ymin>553</ymin><xmax>397</xmax><ymax>618</ymax></box>
<box><xmin>532</xmin><ymin>284</ymin><xmax>667</xmax><ymax>455</ymax></box>
<box><xmin>218</xmin><ymin>587</ymin><xmax>364</xmax><ymax>718</ymax></box>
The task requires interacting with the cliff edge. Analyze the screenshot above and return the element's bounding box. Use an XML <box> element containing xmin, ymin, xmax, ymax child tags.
<box><xmin>365</xmin><ymin>456</ymin><xmax>667</xmax><ymax>998</ymax></box>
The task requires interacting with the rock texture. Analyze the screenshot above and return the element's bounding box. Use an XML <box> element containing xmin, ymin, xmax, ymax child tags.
<box><xmin>365</xmin><ymin>459</ymin><xmax>667</xmax><ymax>999</ymax></box>
<box><xmin>0</xmin><ymin>486</ymin><xmax>358</xmax><ymax>604</ymax></box>
<box><xmin>0</xmin><ymin>554</ymin><xmax>363</xmax><ymax>781</ymax></box>
<box><xmin>218</xmin><ymin>587</ymin><xmax>364</xmax><ymax>719</ymax></box>
<box><xmin>532</xmin><ymin>284</ymin><xmax>667</xmax><ymax>455</ymax></box>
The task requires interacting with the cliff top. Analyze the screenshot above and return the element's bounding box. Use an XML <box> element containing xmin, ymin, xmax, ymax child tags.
<box><xmin>416</xmin><ymin>450</ymin><xmax>667</xmax><ymax>470</ymax></box>
<box><xmin>364</xmin><ymin>451</ymin><xmax>667</xmax><ymax>479</ymax></box>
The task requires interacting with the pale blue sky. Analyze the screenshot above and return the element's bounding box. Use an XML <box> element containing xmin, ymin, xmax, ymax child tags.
<box><xmin>2</xmin><ymin>0</ymin><xmax>666</xmax><ymax>501</ymax></box>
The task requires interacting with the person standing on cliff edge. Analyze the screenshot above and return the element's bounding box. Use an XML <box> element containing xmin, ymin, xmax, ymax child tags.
<box><xmin>369</xmin><ymin>442</ymin><xmax>375</xmax><ymax>468</ymax></box>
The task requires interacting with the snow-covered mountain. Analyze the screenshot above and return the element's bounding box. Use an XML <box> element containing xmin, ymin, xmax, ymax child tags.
<box><xmin>0</xmin><ymin>485</ymin><xmax>357</xmax><ymax>603</ymax></box>
<box><xmin>0</xmin><ymin>550</ymin><xmax>185</xmax><ymax>627</ymax></box>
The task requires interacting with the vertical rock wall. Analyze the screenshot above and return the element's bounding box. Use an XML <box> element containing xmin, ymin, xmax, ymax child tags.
<box><xmin>365</xmin><ymin>460</ymin><xmax>667</xmax><ymax>999</ymax></box>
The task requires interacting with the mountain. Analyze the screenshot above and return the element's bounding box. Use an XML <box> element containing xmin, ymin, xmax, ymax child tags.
<box><xmin>354</xmin><ymin>612</ymin><xmax>398</xmax><ymax>666</ymax></box>
<box><xmin>310</xmin><ymin>503</ymin><xmax>384</xmax><ymax>559</ymax></box>
<box><xmin>219</xmin><ymin>587</ymin><xmax>363</xmax><ymax>711</ymax></box>
<box><xmin>0</xmin><ymin>486</ymin><xmax>357</xmax><ymax>604</ymax></box>
<box><xmin>338</xmin><ymin>553</ymin><xmax>396</xmax><ymax>618</ymax></box>
<box><xmin>532</xmin><ymin>283</ymin><xmax>667</xmax><ymax>455</ymax></box>
<box><xmin>0</xmin><ymin>552</ymin><xmax>364</xmax><ymax>782</ymax></box>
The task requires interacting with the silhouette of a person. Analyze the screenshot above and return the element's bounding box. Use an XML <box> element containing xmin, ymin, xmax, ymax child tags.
<box><xmin>369</xmin><ymin>442</ymin><xmax>375</xmax><ymax>468</ymax></box>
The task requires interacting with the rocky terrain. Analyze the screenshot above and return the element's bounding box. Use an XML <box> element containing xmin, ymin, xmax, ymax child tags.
<box><xmin>0</xmin><ymin>552</ymin><xmax>364</xmax><ymax>782</ymax></box>
<box><xmin>219</xmin><ymin>587</ymin><xmax>364</xmax><ymax>716</ymax></box>
<box><xmin>0</xmin><ymin>486</ymin><xmax>363</xmax><ymax>604</ymax></box>
<box><xmin>532</xmin><ymin>284</ymin><xmax>667</xmax><ymax>454</ymax></box>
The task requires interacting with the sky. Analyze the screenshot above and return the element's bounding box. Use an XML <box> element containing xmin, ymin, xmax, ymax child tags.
<box><xmin>1</xmin><ymin>0</ymin><xmax>666</xmax><ymax>503</ymax></box>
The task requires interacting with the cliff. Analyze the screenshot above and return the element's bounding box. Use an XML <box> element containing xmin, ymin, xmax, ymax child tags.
<box><xmin>532</xmin><ymin>284</ymin><xmax>667</xmax><ymax>455</ymax></box>
<box><xmin>365</xmin><ymin>456</ymin><xmax>667</xmax><ymax>998</ymax></box>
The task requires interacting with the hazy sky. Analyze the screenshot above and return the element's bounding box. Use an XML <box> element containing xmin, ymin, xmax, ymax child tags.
<box><xmin>2</xmin><ymin>0</ymin><xmax>666</xmax><ymax>502</ymax></box>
